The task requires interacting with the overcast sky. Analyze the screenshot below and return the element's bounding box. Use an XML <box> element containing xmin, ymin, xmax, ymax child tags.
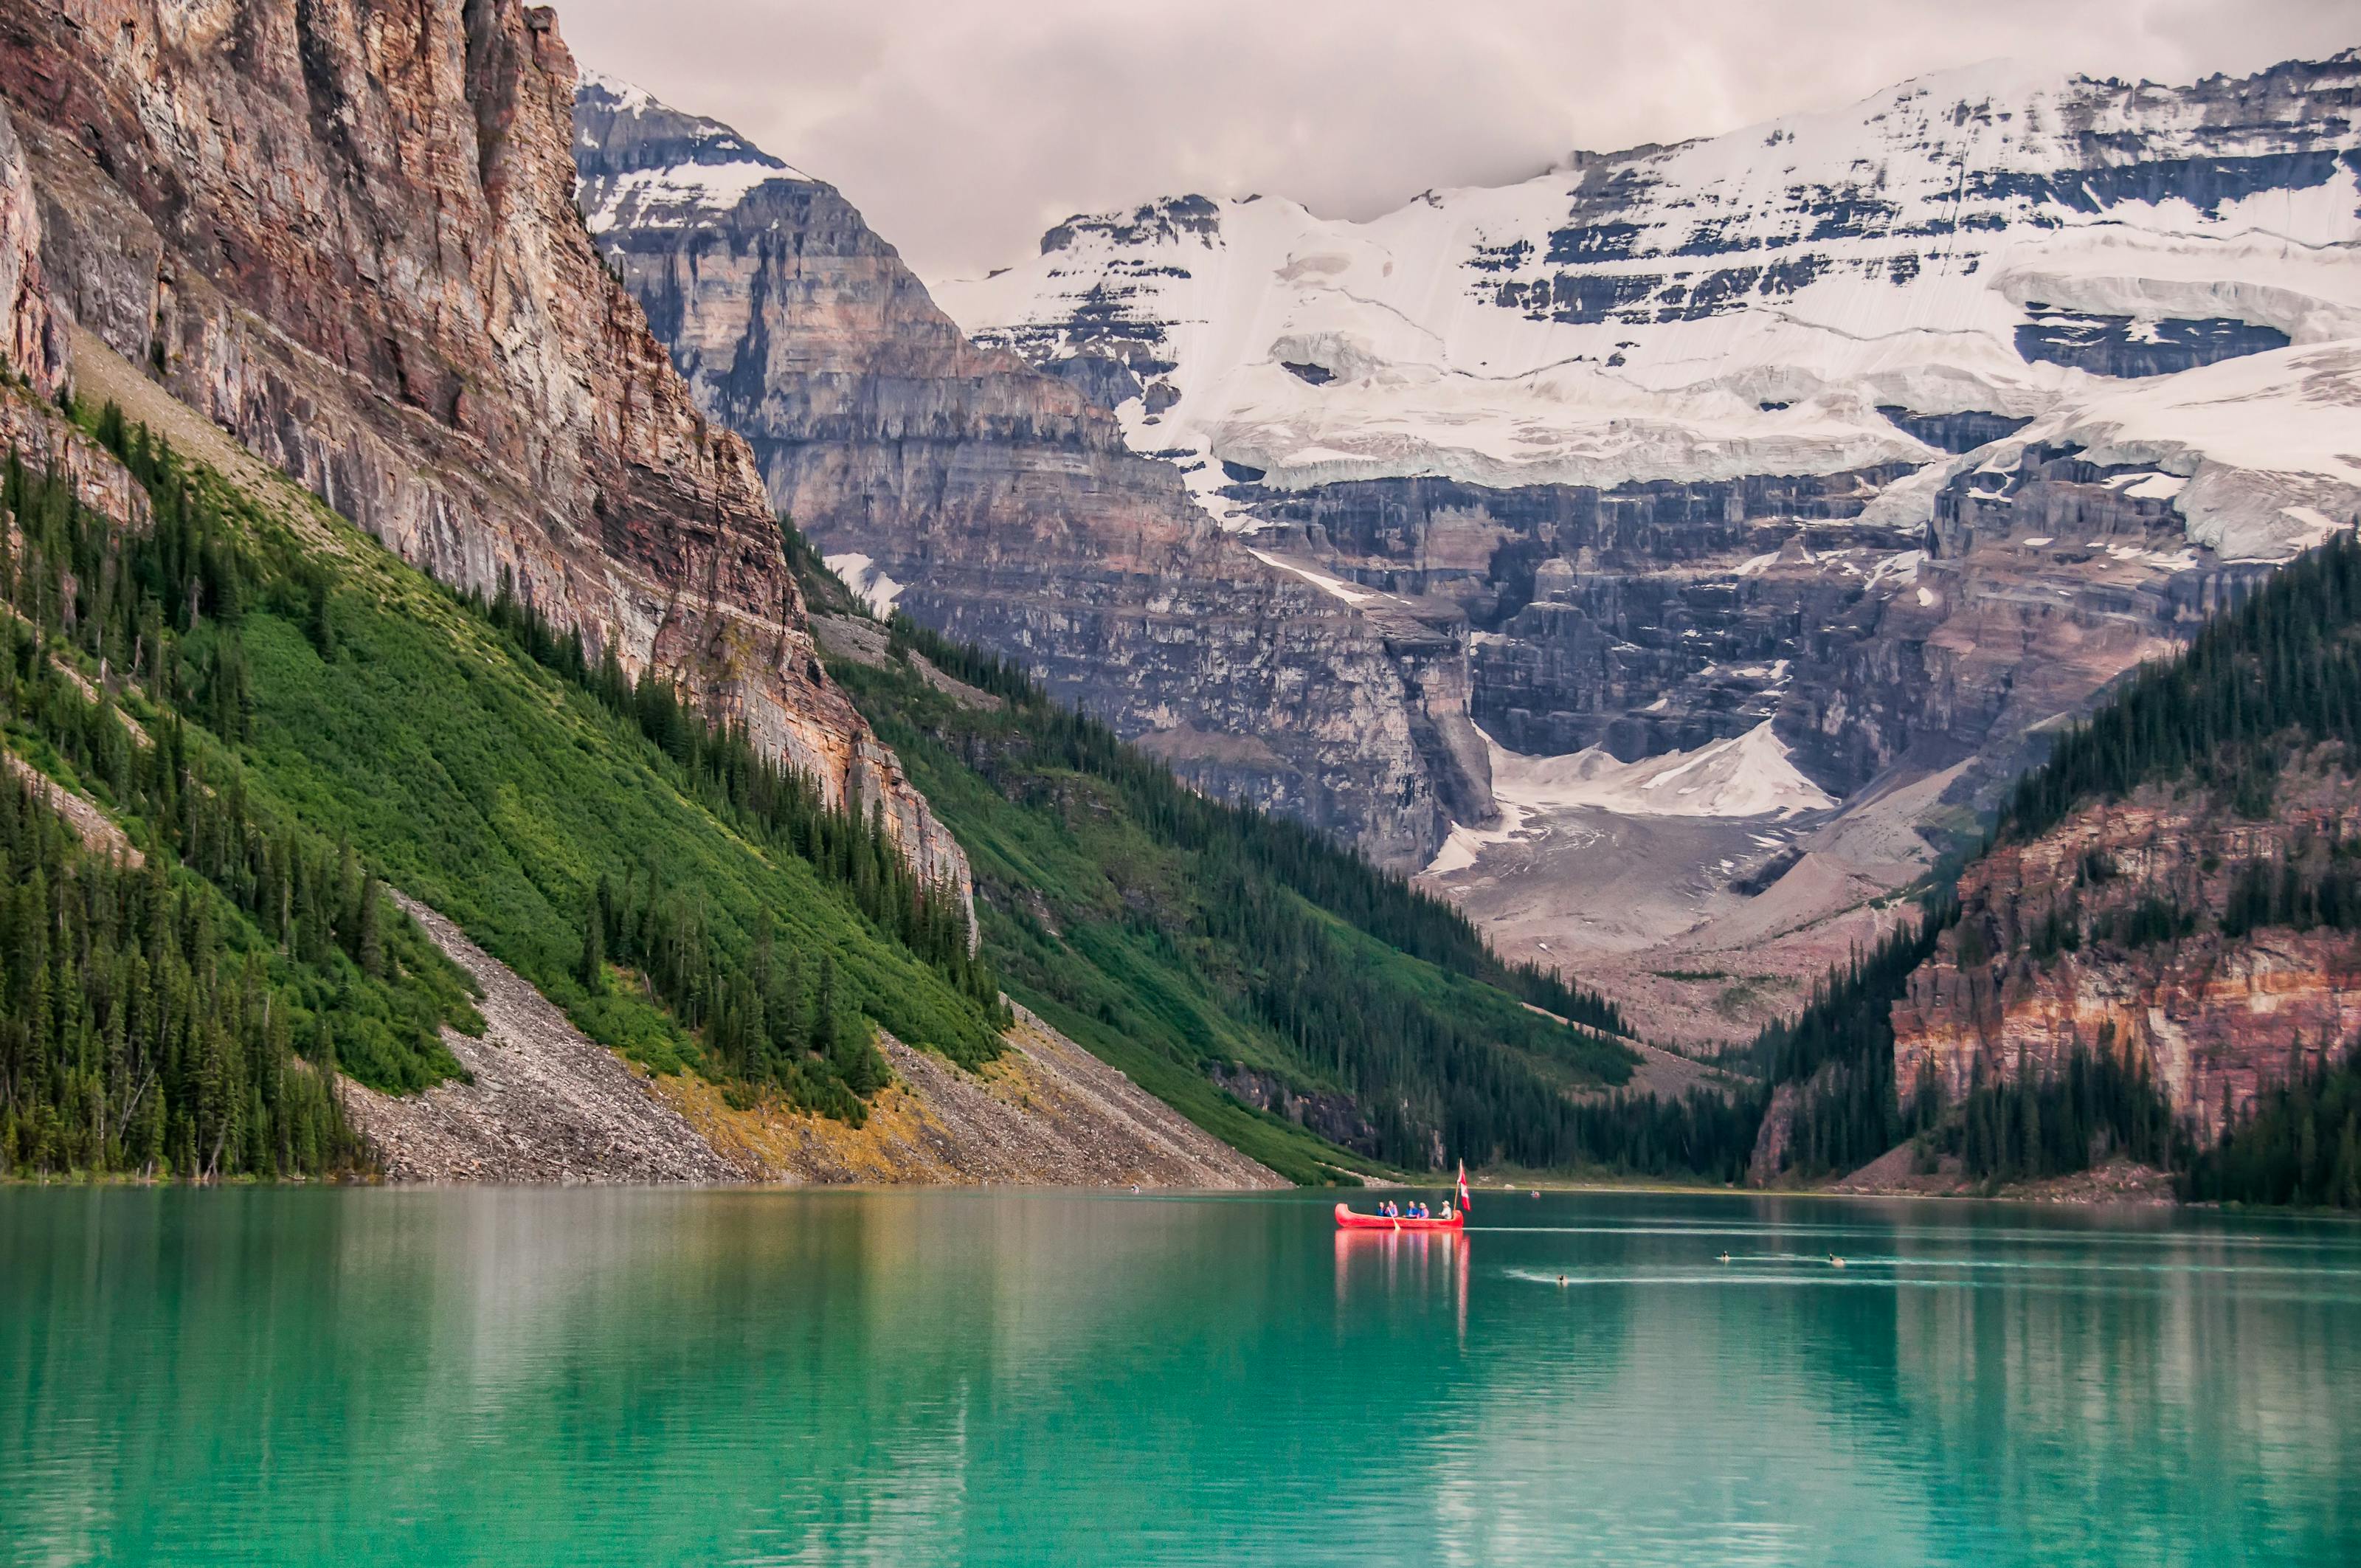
<box><xmin>554</xmin><ymin>0</ymin><xmax>2357</xmax><ymax>283</ymax></box>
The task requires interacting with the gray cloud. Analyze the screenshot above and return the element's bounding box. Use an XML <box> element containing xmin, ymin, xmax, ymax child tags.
<box><xmin>551</xmin><ymin>0</ymin><xmax>2357</xmax><ymax>281</ymax></box>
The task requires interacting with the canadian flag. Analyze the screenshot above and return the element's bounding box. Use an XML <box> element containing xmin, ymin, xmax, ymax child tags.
<box><xmin>1456</xmin><ymin>1160</ymin><xmax>1472</xmax><ymax>1213</ymax></box>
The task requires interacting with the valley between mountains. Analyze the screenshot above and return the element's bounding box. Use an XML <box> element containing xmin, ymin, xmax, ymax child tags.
<box><xmin>0</xmin><ymin>1</ymin><xmax>2357</xmax><ymax>1211</ymax></box>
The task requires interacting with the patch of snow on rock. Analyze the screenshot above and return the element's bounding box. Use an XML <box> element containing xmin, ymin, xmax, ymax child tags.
<box><xmin>1243</xmin><ymin>547</ymin><xmax>1378</xmax><ymax>604</ymax></box>
<box><xmin>826</xmin><ymin>553</ymin><xmax>905</xmax><ymax>617</ymax></box>
<box><xmin>1491</xmin><ymin>722</ymin><xmax>1838</xmax><ymax>821</ymax></box>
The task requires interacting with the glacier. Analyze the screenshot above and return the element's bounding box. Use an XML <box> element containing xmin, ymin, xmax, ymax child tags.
<box><xmin>938</xmin><ymin>51</ymin><xmax>2361</xmax><ymax>556</ymax></box>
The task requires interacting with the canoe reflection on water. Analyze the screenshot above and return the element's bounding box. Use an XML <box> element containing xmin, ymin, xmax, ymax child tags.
<box><xmin>1334</xmin><ymin>1223</ymin><xmax>1469</xmax><ymax>1343</ymax></box>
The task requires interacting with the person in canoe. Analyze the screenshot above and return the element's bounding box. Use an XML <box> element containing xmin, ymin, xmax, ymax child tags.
<box><xmin>1335</xmin><ymin>1201</ymin><xmax>1466</xmax><ymax>1229</ymax></box>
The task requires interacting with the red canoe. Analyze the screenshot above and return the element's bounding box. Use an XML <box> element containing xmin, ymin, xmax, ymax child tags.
<box><xmin>1335</xmin><ymin>1203</ymin><xmax>1463</xmax><ymax>1232</ymax></box>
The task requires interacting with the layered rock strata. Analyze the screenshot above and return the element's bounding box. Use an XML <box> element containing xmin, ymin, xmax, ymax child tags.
<box><xmin>0</xmin><ymin>0</ymin><xmax>965</xmax><ymax>899</ymax></box>
<box><xmin>1238</xmin><ymin>449</ymin><xmax>2253</xmax><ymax>812</ymax></box>
<box><xmin>1891</xmin><ymin>766</ymin><xmax>2361</xmax><ymax>1144</ymax></box>
<box><xmin>572</xmin><ymin>77</ymin><xmax>1487</xmax><ymax>867</ymax></box>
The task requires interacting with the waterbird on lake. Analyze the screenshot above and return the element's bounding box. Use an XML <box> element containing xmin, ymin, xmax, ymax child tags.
<box><xmin>1828</xmin><ymin>1254</ymin><xmax>1847</xmax><ymax>1268</ymax></box>
<box><xmin>1718</xmin><ymin>1251</ymin><xmax>1732</xmax><ymax>1264</ymax></box>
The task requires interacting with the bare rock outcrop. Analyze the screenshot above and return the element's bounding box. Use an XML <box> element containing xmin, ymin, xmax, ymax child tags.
<box><xmin>1</xmin><ymin>752</ymin><xmax>141</xmax><ymax>866</ymax></box>
<box><xmin>0</xmin><ymin>96</ymin><xmax>61</xmax><ymax>398</ymax></box>
<box><xmin>0</xmin><ymin>0</ymin><xmax>967</xmax><ymax>905</ymax></box>
<box><xmin>1892</xmin><ymin>765</ymin><xmax>2361</xmax><ymax>1145</ymax></box>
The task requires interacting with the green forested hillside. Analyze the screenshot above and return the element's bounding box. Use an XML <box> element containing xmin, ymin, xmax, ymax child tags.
<box><xmin>1755</xmin><ymin>534</ymin><xmax>2361</xmax><ymax>1206</ymax></box>
<box><xmin>0</xmin><ymin>760</ymin><xmax>418</xmax><ymax>1177</ymax></box>
<box><xmin>0</xmin><ymin>398</ymin><xmax>1024</xmax><ymax>1175</ymax></box>
<box><xmin>1997</xmin><ymin>533</ymin><xmax>2361</xmax><ymax>840</ymax></box>
<box><xmin>789</xmin><ymin>586</ymin><xmax>1719</xmax><ymax>1181</ymax></box>
<box><xmin>1746</xmin><ymin>916</ymin><xmax>1949</xmax><ymax>1181</ymax></box>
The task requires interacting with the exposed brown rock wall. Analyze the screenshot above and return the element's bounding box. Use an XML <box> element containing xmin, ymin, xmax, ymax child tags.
<box><xmin>1892</xmin><ymin>768</ymin><xmax>2361</xmax><ymax>1144</ymax></box>
<box><xmin>0</xmin><ymin>97</ymin><xmax>60</xmax><ymax>398</ymax></box>
<box><xmin>0</xmin><ymin>0</ymin><xmax>967</xmax><ymax>903</ymax></box>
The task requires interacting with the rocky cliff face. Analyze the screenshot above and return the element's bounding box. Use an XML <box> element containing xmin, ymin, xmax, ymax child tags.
<box><xmin>1228</xmin><ymin>441</ymin><xmax>2262</xmax><ymax>818</ymax></box>
<box><xmin>1892</xmin><ymin>764</ymin><xmax>2361</xmax><ymax>1143</ymax></box>
<box><xmin>0</xmin><ymin>0</ymin><xmax>967</xmax><ymax>900</ymax></box>
<box><xmin>0</xmin><ymin>97</ymin><xmax>61</xmax><ymax>402</ymax></box>
<box><xmin>571</xmin><ymin>77</ymin><xmax>1488</xmax><ymax>867</ymax></box>
<box><xmin>0</xmin><ymin>96</ymin><xmax>126</xmax><ymax>514</ymax></box>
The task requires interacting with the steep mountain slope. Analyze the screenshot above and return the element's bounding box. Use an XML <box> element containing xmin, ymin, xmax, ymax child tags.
<box><xmin>0</xmin><ymin>25</ymin><xmax>1659</xmax><ymax>1187</ymax></box>
<box><xmin>0</xmin><ymin>1</ymin><xmax>1299</xmax><ymax>1188</ymax></box>
<box><xmin>1751</xmin><ymin>535</ymin><xmax>2361</xmax><ymax>1206</ymax></box>
<box><xmin>571</xmin><ymin>75</ymin><xmax>1490</xmax><ymax>869</ymax></box>
<box><xmin>944</xmin><ymin>48</ymin><xmax>2361</xmax><ymax>1014</ymax></box>
<box><xmin>0</xmin><ymin>0</ymin><xmax>965</xmax><ymax>899</ymax></box>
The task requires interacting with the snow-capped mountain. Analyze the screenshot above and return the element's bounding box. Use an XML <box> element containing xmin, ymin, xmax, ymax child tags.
<box><xmin>575</xmin><ymin>72</ymin><xmax>814</xmax><ymax>235</ymax></box>
<box><xmin>940</xmin><ymin>51</ymin><xmax>2361</xmax><ymax>556</ymax></box>
<box><xmin>927</xmin><ymin>49</ymin><xmax>2361</xmax><ymax>1005</ymax></box>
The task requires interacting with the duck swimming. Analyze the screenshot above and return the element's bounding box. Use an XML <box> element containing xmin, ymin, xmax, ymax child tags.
<box><xmin>1828</xmin><ymin>1254</ymin><xmax>1847</xmax><ymax>1268</ymax></box>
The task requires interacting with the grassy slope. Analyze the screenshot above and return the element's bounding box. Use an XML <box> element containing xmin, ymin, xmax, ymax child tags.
<box><xmin>874</xmin><ymin>725</ymin><xmax>1379</xmax><ymax>1184</ymax></box>
<box><xmin>134</xmin><ymin>443</ymin><xmax>1003</xmax><ymax>1085</ymax></box>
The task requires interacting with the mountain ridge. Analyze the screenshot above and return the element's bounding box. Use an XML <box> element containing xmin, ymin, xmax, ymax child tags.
<box><xmin>573</xmin><ymin>72</ymin><xmax>1493</xmax><ymax>868</ymax></box>
<box><xmin>944</xmin><ymin>46</ymin><xmax>2360</xmax><ymax>525</ymax></box>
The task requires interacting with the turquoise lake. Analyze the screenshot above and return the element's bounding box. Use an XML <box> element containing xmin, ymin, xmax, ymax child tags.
<box><xmin>3</xmin><ymin>1187</ymin><xmax>2357</xmax><ymax>1566</ymax></box>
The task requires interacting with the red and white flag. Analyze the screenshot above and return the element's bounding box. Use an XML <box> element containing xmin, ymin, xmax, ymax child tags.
<box><xmin>1456</xmin><ymin>1160</ymin><xmax>1472</xmax><ymax>1213</ymax></box>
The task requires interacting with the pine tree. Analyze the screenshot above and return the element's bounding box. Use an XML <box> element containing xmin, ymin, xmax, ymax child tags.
<box><xmin>308</xmin><ymin>576</ymin><xmax>337</xmax><ymax>662</ymax></box>
<box><xmin>812</xmin><ymin>953</ymin><xmax>837</xmax><ymax>1057</ymax></box>
<box><xmin>578</xmin><ymin>898</ymin><xmax>606</xmax><ymax>995</ymax></box>
<box><xmin>356</xmin><ymin>874</ymin><xmax>384</xmax><ymax>978</ymax></box>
